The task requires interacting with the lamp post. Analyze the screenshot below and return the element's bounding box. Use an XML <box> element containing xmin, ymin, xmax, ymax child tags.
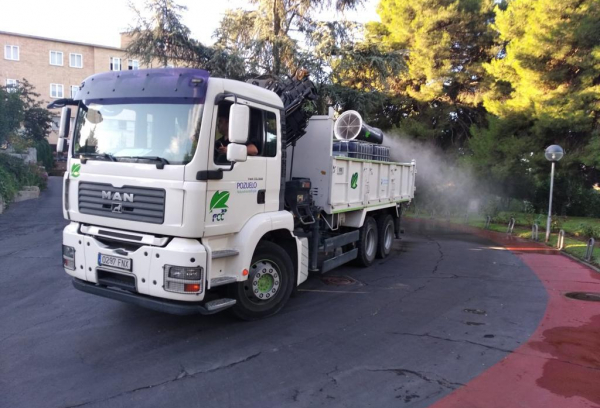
<box><xmin>544</xmin><ymin>145</ymin><xmax>564</xmax><ymax>242</ymax></box>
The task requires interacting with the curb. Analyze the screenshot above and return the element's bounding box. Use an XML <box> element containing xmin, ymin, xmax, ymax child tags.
<box><xmin>558</xmin><ymin>250</ymin><xmax>600</xmax><ymax>274</ymax></box>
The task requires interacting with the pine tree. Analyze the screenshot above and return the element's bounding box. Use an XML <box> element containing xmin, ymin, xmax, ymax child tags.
<box><xmin>215</xmin><ymin>0</ymin><xmax>366</xmax><ymax>76</ymax></box>
<box><xmin>468</xmin><ymin>0</ymin><xmax>600</xmax><ymax>206</ymax></box>
<box><xmin>371</xmin><ymin>0</ymin><xmax>498</xmax><ymax>146</ymax></box>
<box><xmin>125</xmin><ymin>0</ymin><xmax>246</xmax><ymax>78</ymax></box>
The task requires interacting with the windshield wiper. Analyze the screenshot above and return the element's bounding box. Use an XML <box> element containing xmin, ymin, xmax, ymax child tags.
<box><xmin>115</xmin><ymin>156</ymin><xmax>170</xmax><ymax>169</ymax></box>
<box><xmin>79</xmin><ymin>152</ymin><xmax>117</xmax><ymax>164</ymax></box>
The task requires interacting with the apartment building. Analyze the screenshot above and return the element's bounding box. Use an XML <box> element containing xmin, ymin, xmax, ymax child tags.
<box><xmin>0</xmin><ymin>31</ymin><xmax>144</xmax><ymax>145</ymax></box>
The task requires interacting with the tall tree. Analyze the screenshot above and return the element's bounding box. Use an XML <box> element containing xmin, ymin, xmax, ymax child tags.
<box><xmin>127</xmin><ymin>0</ymin><xmax>197</xmax><ymax>67</ymax></box>
<box><xmin>371</xmin><ymin>0</ymin><xmax>498</xmax><ymax>146</ymax></box>
<box><xmin>214</xmin><ymin>0</ymin><xmax>366</xmax><ymax>76</ymax></box>
<box><xmin>0</xmin><ymin>80</ymin><xmax>52</xmax><ymax>146</ymax></box>
<box><xmin>468</xmin><ymin>0</ymin><xmax>600</xmax><ymax>208</ymax></box>
<box><xmin>125</xmin><ymin>0</ymin><xmax>246</xmax><ymax>78</ymax></box>
<box><xmin>18</xmin><ymin>79</ymin><xmax>53</xmax><ymax>142</ymax></box>
<box><xmin>214</xmin><ymin>0</ymin><xmax>408</xmax><ymax>120</ymax></box>
<box><xmin>0</xmin><ymin>85</ymin><xmax>23</xmax><ymax>146</ymax></box>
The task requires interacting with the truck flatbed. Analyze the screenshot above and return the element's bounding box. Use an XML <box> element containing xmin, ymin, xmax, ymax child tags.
<box><xmin>286</xmin><ymin>110</ymin><xmax>416</xmax><ymax>217</ymax></box>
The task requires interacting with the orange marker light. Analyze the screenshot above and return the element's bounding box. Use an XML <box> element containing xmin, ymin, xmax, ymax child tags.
<box><xmin>242</xmin><ymin>269</ymin><xmax>249</xmax><ymax>276</ymax></box>
<box><xmin>184</xmin><ymin>283</ymin><xmax>200</xmax><ymax>292</ymax></box>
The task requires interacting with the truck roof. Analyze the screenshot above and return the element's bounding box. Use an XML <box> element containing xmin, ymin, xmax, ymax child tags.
<box><xmin>75</xmin><ymin>68</ymin><xmax>284</xmax><ymax>109</ymax></box>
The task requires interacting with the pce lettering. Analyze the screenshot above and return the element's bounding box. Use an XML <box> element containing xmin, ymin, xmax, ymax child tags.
<box><xmin>212</xmin><ymin>209</ymin><xmax>227</xmax><ymax>222</ymax></box>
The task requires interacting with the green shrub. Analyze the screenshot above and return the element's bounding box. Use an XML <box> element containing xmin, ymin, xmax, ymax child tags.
<box><xmin>0</xmin><ymin>154</ymin><xmax>27</xmax><ymax>181</ymax></box>
<box><xmin>35</xmin><ymin>139</ymin><xmax>53</xmax><ymax>170</ymax></box>
<box><xmin>577</xmin><ymin>223</ymin><xmax>600</xmax><ymax>239</ymax></box>
<box><xmin>0</xmin><ymin>153</ymin><xmax>47</xmax><ymax>204</ymax></box>
<box><xmin>23</xmin><ymin>164</ymin><xmax>47</xmax><ymax>190</ymax></box>
<box><xmin>0</xmin><ymin>166</ymin><xmax>19</xmax><ymax>203</ymax></box>
<box><xmin>493</xmin><ymin>213</ymin><xmax>512</xmax><ymax>225</ymax></box>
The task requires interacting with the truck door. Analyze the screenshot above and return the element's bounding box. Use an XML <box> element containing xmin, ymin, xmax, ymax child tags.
<box><xmin>204</xmin><ymin>100</ymin><xmax>269</xmax><ymax>236</ymax></box>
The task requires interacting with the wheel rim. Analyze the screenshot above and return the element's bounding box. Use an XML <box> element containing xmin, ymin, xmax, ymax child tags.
<box><xmin>384</xmin><ymin>223</ymin><xmax>393</xmax><ymax>251</ymax></box>
<box><xmin>366</xmin><ymin>228</ymin><xmax>376</xmax><ymax>257</ymax></box>
<box><xmin>244</xmin><ymin>260</ymin><xmax>281</xmax><ymax>304</ymax></box>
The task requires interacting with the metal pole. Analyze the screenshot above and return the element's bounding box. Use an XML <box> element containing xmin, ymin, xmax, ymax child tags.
<box><xmin>545</xmin><ymin>161</ymin><xmax>555</xmax><ymax>242</ymax></box>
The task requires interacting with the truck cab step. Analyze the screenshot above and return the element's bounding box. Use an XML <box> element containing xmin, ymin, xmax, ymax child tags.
<box><xmin>210</xmin><ymin>277</ymin><xmax>238</xmax><ymax>287</ymax></box>
<box><xmin>212</xmin><ymin>249</ymin><xmax>240</xmax><ymax>259</ymax></box>
<box><xmin>205</xmin><ymin>298</ymin><xmax>236</xmax><ymax>312</ymax></box>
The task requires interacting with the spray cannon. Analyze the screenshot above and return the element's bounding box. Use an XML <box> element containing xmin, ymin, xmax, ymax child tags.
<box><xmin>334</xmin><ymin>110</ymin><xmax>384</xmax><ymax>145</ymax></box>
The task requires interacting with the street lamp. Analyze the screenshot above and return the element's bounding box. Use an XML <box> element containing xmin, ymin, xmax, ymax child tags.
<box><xmin>544</xmin><ymin>145</ymin><xmax>564</xmax><ymax>242</ymax></box>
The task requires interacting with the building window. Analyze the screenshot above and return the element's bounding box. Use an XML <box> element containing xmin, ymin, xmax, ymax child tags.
<box><xmin>4</xmin><ymin>45</ymin><xmax>19</xmax><ymax>61</ymax></box>
<box><xmin>6</xmin><ymin>79</ymin><xmax>18</xmax><ymax>92</ymax></box>
<box><xmin>69</xmin><ymin>53</ymin><xmax>83</xmax><ymax>68</ymax></box>
<box><xmin>50</xmin><ymin>83</ymin><xmax>64</xmax><ymax>98</ymax></box>
<box><xmin>110</xmin><ymin>57</ymin><xmax>121</xmax><ymax>71</ymax></box>
<box><xmin>50</xmin><ymin>51</ymin><xmax>63</xmax><ymax>66</ymax></box>
<box><xmin>71</xmin><ymin>85</ymin><xmax>79</xmax><ymax>98</ymax></box>
<box><xmin>128</xmin><ymin>59</ymin><xmax>139</xmax><ymax>70</ymax></box>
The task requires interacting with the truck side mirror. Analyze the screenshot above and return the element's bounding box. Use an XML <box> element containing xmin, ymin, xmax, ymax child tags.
<box><xmin>227</xmin><ymin>143</ymin><xmax>248</xmax><ymax>163</ymax></box>
<box><xmin>57</xmin><ymin>138</ymin><xmax>65</xmax><ymax>153</ymax></box>
<box><xmin>59</xmin><ymin>107</ymin><xmax>71</xmax><ymax>139</ymax></box>
<box><xmin>228</xmin><ymin>104</ymin><xmax>249</xmax><ymax>144</ymax></box>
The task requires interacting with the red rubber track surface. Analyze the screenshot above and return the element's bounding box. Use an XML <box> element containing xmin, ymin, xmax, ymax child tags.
<box><xmin>428</xmin><ymin>223</ymin><xmax>600</xmax><ymax>408</ymax></box>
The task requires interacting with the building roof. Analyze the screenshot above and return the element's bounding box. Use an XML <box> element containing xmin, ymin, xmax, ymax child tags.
<box><xmin>0</xmin><ymin>30</ymin><xmax>122</xmax><ymax>51</ymax></box>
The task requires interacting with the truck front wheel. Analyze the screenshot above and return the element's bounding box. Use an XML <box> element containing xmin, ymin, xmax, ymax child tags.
<box><xmin>229</xmin><ymin>241</ymin><xmax>295</xmax><ymax>321</ymax></box>
<box><xmin>356</xmin><ymin>216</ymin><xmax>378</xmax><ymax>267</ymax></box>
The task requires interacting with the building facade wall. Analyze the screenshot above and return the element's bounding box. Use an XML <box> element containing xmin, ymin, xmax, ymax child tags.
<box><xmin>0</xmin><ymin>31</ymin><xmax>144</xmax><ymax>145</ymax></box>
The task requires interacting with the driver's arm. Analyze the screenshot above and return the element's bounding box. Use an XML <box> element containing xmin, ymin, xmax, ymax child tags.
<box><xmin>247</xmin><ymin>143</ymin><xmax>258</xmax><ymax>156</ymax></box>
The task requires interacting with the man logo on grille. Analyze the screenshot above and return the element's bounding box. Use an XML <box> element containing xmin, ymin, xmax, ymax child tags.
<box><xmin>102</xmin><ymin>191</ymin><xmax>134</xmax><ymax>202</ymax></box>
<box><xmin>112</xmin><ymin>204</ymin><xmax>123</xmax><ymax>213</ymax></box>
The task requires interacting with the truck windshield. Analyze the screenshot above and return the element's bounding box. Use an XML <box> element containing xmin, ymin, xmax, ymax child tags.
<box><xmin>73</xmin><ymin>102</ymin><xmax>203</xmax><ymax>165</ymax></box>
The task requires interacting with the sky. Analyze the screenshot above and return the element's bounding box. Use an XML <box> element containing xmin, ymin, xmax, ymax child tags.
<box><xmin>0</xmin><ymin>0</ymin><xmax>380</xmax><ymax>48</ymax></box>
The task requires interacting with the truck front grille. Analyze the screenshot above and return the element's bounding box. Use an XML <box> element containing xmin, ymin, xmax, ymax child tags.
<box><xmin>78</xmin><ymin>182</ymin><xmax>165</xmax><ymax>224</ymax></box>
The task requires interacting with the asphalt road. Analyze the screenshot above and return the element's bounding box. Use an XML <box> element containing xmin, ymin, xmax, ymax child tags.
<box><xmin>0</xmin><ymin>177</ymin><xmax>548</xmax><ymax>408</ymax></box>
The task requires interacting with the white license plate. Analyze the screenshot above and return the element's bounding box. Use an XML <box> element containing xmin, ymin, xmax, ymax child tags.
<box><xmin>98</xmin><ymin>254</ymin><xmax>132</xmax><ymax>271</ymax></box>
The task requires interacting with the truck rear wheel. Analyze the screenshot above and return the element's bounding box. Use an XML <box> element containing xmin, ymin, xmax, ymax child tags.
<box><xmin>377</xmin><ymin>214</ymin><xmax>395</xmax><ymax>259</ymax></box>
<box><xmin>229</xmin><ymin>241</ymin><xmax>294</xmax><ymax>321</ymax></box>
<box><xmin>356</xmin><ymin>216</ymin><xmax>378</xmax><ymax>267</ymax></box>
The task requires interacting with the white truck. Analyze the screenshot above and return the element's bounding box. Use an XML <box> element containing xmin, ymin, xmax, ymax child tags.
<box><xmin>52</xmin><ymin>68</ymin><xmax>416</xmax><ymax>320</ymax></box>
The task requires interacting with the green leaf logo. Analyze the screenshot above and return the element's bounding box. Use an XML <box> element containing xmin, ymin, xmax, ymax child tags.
<box><xmin>210</xmin><ymin>191</ymin><xmax>230</xmax><ymax>212</ymax></box>
<box><xmin>71</xmin><ymin>163</ymin><xmax>81</xmax><ymax>178</ymax></box>
<box><xmin>350</xmin><ymin>172</ymin><xmax>359</xmax><ymax>189</ymax></box>
<box><xmin>365</xmin><ymin>131</ymin><xmax>371</xmax><ymax>138</ymax></box>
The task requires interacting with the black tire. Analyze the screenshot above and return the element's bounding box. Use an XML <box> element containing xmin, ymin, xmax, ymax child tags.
<box><xmin>229</xmin><ymin>241</ymin><xmax>294</xmax><ymax>321</ymax></box>
<box><xmin>376</xmin><ymin>214</ymin><xmax>395</xmax><ymax>259</ymax></box>
<box><xmin>356</xmin><ymin>216</ymin><xmax>378</xmax><ymax>267</ymax></box>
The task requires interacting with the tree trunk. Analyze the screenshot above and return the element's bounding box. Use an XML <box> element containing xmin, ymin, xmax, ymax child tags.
<box><xmin>272</xmin><ymin>0</ymin><xmax>281</xmax><ymax>75</ymax></box>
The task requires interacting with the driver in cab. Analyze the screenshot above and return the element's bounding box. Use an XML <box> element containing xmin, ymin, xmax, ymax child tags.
<box><xmin>215</xmin><ymin>108</ymin><xmax>259</xmax><ymax>160</ymax></box>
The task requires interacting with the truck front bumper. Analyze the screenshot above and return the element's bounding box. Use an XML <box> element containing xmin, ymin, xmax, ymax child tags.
<box><xmin>72</xmin><ymin>278</ymin><xmax>225</xmax><ymax>315</ymax></box>
<box><xmin>63</xmin><ymin>222</ymin><xmax>208</xmax><ymax>303</ymax></box>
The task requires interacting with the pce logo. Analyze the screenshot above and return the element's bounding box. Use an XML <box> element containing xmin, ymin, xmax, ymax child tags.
<box><xmin>210</xmin><ymin>191</ymin><xmax>229</xmax><ymax>222</ymax></box>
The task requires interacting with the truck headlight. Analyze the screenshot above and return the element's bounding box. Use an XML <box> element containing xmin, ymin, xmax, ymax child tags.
<box><xmin>62</xmin><ymin>245</ymin><xmax>76</xmax><ymax>270</ymax></box>
<box><xmin>164</xmin><ymin>265</ymin><xmax>203</xmax><ymax>293</ymax></box>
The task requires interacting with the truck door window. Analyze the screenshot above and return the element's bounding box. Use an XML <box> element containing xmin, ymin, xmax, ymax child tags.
<box><xmin>214</xmin><ymin>102</ymin><xmax>271</xmax><ymax>163</ymax></box>
<box><xmin>263</xmin><ymin>111</ymin><xmax>277</xmax><ymax>158</ymax></box>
